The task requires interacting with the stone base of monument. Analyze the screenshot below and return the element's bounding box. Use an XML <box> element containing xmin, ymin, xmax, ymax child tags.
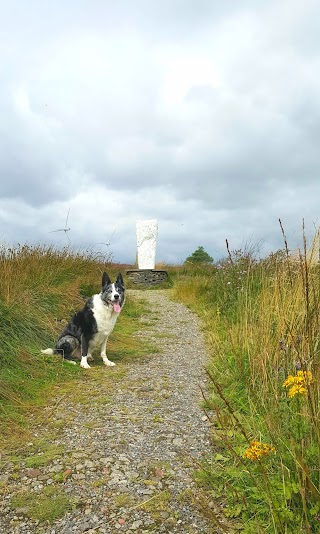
<box><xmin>126</xmin><ymin>269</ymin><xmax>168</xmax><ymax>286</ymax></box>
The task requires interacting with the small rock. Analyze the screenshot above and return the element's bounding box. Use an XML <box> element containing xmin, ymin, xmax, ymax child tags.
<box><xmin>154</xmin><ymin>468</ymin><xmax>164</xmax><ymax>478</ymax></box>
<box><xmin>100</xmin><ymin>456</ymin><xmax>114</xmax><ymax>464</ymax></box>
<box><xmin>38</xmin><ymin>474</ymin><xmax>50</xmax><ymax>481</ymax></box>
<box><xmin>172</xmin><ymin>438</ymin><xmax>183</xmax><ymax>446</ymax></box>
<box><xmin>130</xmin><ymin>520</ymin><xmax>143</xmax><ymax>530</ymax></box>
<box><xmin>72</xmin><ymin>452</ymin><xmax>87</xmax><ymax>459</ymax></box>
<box><xmin>15</xmin><ymin>507</ymin><xmax>29</xmax><ymax>515</ymax></box>
<box><xmin>72</xmin><ymin>473</ymin><xmax>85</xmax><ymax>480</ymax></box>
<box><xmin>78</xmin><ymin>521</ymin><xmax>91</xmax><ymax>532</ymax></box>
<box><xmin>25</xmin><ymin>468</ymin><xmax>41</xmax><ymax>478</ymax></box>
<box><xmin>141</xmin><ymin>489</ymin><xmax>154</xmax><ymax>495</ymax></box>
<box><xmin>49</xmin><ymin>465</ymin><xmax>62</xmax><ymax>473</ymax></box>
<box><xmin>119</xmin><ymin>455</ymin><xmax>130</xmax><ymax>462</ymax></box>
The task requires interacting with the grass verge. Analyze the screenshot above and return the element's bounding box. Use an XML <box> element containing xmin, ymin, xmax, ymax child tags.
<box><xmin>0</xmin><ymin>245</ymin><xmax>154</xmax><ymax>451</ymax></box>
<box><xmin>171</xmin><ymin>232</ymin><xmax>320</xmax><ymax>533</ymax></box>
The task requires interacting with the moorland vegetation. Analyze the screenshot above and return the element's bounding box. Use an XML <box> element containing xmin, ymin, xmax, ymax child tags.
<box><xmin>172</xmin><ymin>225</ymin><xmax>320</xmax><ymax>533</ymax></box>
<box><xmin>1</xmin><ymin>224</ymin><xmax>320</xmax><ymax>532</ymax></box>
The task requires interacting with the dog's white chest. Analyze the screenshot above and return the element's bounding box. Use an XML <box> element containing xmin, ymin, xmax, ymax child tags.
<box><xmin>92</xmin><ymin>294</ymin><xmax>118</xmax><ymax>336</ymax></box>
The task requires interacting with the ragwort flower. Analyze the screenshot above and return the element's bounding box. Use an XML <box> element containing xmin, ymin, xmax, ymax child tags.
<box><xmin>243</xmin><ymin>441</ymin><xmax>275</xmax><ymax>461</ymax></box>
<box><xmin>283</xmin><ymin>370</ymin><xmax>313</xmax><ymax>398</ymax></box>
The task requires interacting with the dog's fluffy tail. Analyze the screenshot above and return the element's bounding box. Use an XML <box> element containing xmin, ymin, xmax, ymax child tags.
<box><xmin>41</xmin><ymin>348</ymin><xmax>55</xmax><ymax>355</ymax></box>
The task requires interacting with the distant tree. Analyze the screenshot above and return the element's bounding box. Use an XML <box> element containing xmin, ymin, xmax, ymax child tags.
<box><xmin>184</xmin><ymin>246</ymin><xmax>213</xmax><ymax>264</ymax></box>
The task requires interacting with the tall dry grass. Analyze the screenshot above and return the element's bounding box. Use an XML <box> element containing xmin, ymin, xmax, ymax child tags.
<box><xmin>0</xmin><ymin>244</ymin><xmax>120</xmax><ymax>445</ymax></box>
<box><xmin>172</xmin><ymin>236</ymin><xmax>320</xmax><ymax>532</ymax></box>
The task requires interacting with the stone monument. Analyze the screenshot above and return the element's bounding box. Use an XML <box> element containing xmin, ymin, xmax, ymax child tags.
<box><xmin>126</xmin><ymin>219</ymin><xmax>168</xmax><ymax>286</ymax></box>
<box><xmin>136</xmin><ymin>219</ymin><xmax>158</xmax><ymax>269</ymax></box>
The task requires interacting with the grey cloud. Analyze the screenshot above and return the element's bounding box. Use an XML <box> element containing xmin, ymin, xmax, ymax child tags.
<box><xmin>1</xmin><ymin>0</ymin><xmax>320</xmax><ymax>262</ymax></box>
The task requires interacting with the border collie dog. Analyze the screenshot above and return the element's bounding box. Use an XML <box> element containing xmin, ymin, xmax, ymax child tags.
<box><xmin>42</xmin><ymin>272</ymin><xmax>125</xmax><ymax>369</ymax></box>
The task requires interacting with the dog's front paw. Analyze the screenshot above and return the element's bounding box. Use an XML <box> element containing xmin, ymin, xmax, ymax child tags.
<box><xmin>80</xmin><ymin>357</ymin><xmax>91</xmax><ymax>369</ymax></box>
<box><xmin>102</xmin><ymin>357</ymin><xmax>116</xmax><ymax>367</ymax></box>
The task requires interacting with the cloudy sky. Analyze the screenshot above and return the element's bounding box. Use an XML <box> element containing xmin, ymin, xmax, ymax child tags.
<box><xmin>1</xmin><ymin>0</ymin><xmax>320</xmax><ymax>264</ymax></box>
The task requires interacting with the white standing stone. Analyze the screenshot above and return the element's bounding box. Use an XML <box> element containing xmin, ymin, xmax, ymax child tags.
<box><xmin>136</xmin><ymin>219</ymin><xmax>158</xmax><ymax>269</ymax></box>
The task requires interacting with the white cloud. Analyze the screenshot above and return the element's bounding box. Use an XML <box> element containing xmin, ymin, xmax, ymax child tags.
<box><xmin>0</xmin><ymin>0</ymin><xmax>320</xmax><ymax>262</ymax></box>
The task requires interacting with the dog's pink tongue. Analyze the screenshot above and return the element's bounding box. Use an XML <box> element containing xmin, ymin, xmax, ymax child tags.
<box><xmin>113</xmin><ymin>302</ymin><xmax>121</xmax><ymax>313</ymax></box>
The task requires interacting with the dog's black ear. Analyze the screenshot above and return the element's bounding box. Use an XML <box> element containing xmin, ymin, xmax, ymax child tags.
<box><xmin>116</xmin><ymin>272</ymin><xmax>124</xmax><ymax>287</ymax></box>
<box><xmin>102</xmin><ymin>272</ymin><xmax>111</xmax><ymax>288</ymax></box>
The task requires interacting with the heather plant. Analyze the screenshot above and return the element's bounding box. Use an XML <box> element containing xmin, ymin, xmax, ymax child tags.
<box><xmin>173</xmin><ymin>230</ymin><xmax>320</xmax><ymax>532</ymax></box>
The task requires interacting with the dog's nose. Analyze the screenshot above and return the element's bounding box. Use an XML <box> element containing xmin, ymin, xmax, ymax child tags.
<box><xmin>114</xmin><ymin>294</ymin><xmax>119</xmax><ymax>300</ymax></box>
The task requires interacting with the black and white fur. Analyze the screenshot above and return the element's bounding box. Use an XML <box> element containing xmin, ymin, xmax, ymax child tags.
<box><xmin>41</xmin><ymin>272</ymin><xmax>125</xmax><ymax>369</ymax></box>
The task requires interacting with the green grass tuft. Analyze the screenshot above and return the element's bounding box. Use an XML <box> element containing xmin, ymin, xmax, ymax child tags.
<box><xmin>11</xmin><ymin>485</ymin><xmax>72</xmax><ymax>523</ymax></box>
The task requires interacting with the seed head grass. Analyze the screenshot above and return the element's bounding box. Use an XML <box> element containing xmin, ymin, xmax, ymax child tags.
<box><xmin>170</xmin><ymin>230</ymin><xmax>320</xmax><ymax>532</ymax></box>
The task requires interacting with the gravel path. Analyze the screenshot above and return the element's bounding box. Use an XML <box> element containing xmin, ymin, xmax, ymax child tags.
<box><xmin>0</xmin><ymin>290</ymin><xmax>223</xmax><ymax>533</ymax></box>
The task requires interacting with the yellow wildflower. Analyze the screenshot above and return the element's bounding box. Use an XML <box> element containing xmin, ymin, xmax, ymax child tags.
<box><xmin>288</xmin><ymin>384</ymin><xmax>306</xmax><ymax>398</ymax></box>
<box><xmin>282</xmin><ymin>375</ymin><xmax>296</xmax><ymax>388</ymax></box>
<box><xmin>283</xmin><ymin>370</ymin><xmax>313</xmax><ymax>398</ymax></box>
<box><xmin>297</xmin><ymin>370</ymin><xmax>313</xmax><ymax>383</ymax></box>
<box><xmin>243</xmin><ymin>441</ymin><xmax>275</xmax><ymax>461</ymax></box>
